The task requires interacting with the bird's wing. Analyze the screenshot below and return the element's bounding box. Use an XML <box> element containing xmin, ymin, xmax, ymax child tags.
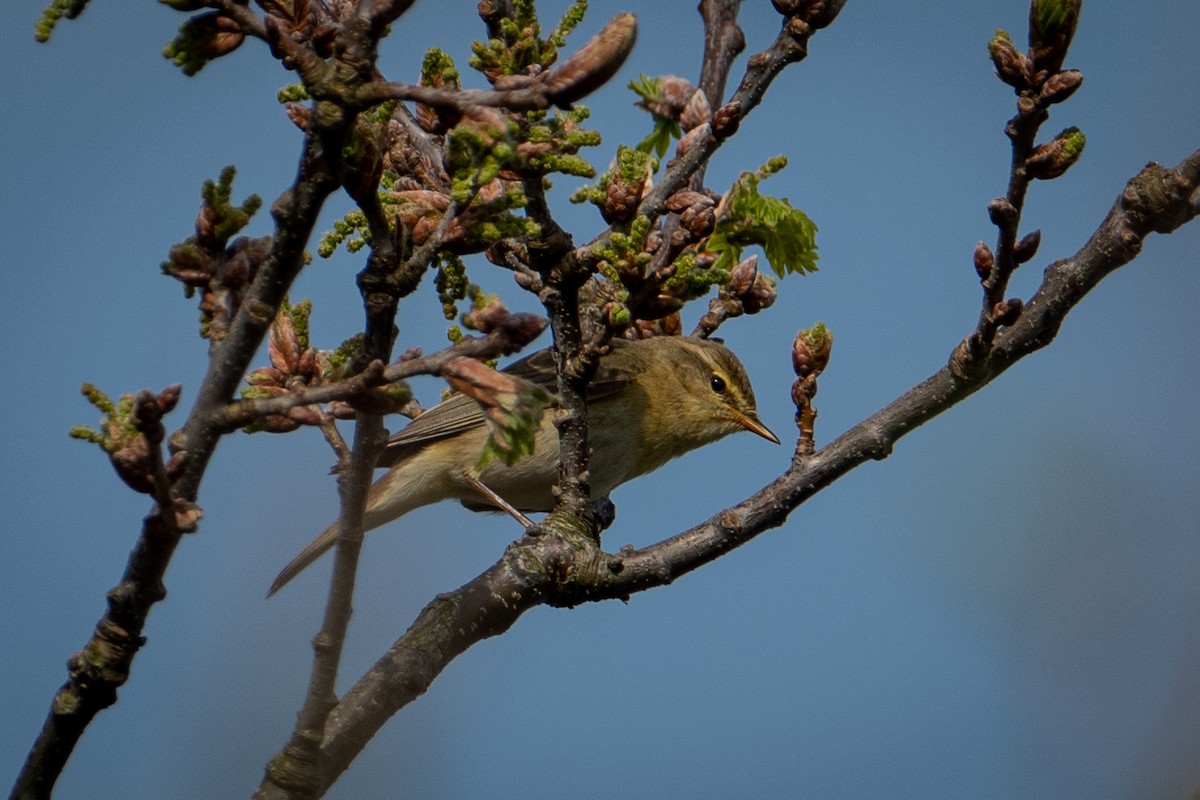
<box><xmin>375</xmin><ymin>342</ymin><xmax>639</xmax><ymax>468</ymax></box>
<box><xmin>502</xmin><ymin>341</ymin><xmax>640</xmax><ymax>402</ymax></box>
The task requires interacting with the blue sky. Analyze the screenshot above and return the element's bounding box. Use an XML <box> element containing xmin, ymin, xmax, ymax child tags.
<box><xmin>3</xmin><ymin>2</ymin><xmax>1199</xmax><ymax>798</ymax></box>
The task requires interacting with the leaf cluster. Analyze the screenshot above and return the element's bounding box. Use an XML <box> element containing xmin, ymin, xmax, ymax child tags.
<box><xmin>705</xmin><ymin>158</ymin><xmax>819</xmax><ymax>277</ymax></box>
<box><xmin>476</xmin><ymin>383</ymin><xmax>550</xmax><ymax>468</ymax></box>
<box><xmin>34</xmin><ymin>0</ymin><xmax>90</xmax><ymax>43</ymax></box>
<box><xmin>469</xmin><ymin>0</ymin><xmax>587</xmax><ymax>80</ymax></box>
<box><xmin>628</xmin><ymin>74</ymin><xmax>683</xmax><ymax>159</ymax></box>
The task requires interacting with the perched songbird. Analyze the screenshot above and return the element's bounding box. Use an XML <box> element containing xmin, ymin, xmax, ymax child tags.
<box><xmin>269</xmin><ymin>335</ymin><xmax>777</xmax><ymax>595</ymax></box>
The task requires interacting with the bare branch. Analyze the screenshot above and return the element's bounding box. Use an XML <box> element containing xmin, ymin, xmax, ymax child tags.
<box><xmin>691</xmin><ymin>0</ymin><xmax>745</xmax><ymax>191</ymax></box>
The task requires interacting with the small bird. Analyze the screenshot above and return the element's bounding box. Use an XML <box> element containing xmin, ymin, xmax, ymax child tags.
<box><xmin>268</xmin><ymin>335</ymin><xmax>778</xmax><ymax>595</ymax></box>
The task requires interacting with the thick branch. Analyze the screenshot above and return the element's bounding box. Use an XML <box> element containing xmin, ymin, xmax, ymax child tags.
<box><xmin>614</xmin><ymin>149</ymin><xmax>1200</xmax><ymax>589</ymax></box>
<box><xmin>320</xmin><ymin>512</ymin><xmax>602</xmax><ymax>792</ymax></box>
<box><xmin>311</xmin><ymin>149</ymin><xmax>1200</xmax><ymax>786</ymax></box>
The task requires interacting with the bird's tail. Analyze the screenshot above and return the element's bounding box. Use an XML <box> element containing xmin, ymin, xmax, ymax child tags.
<box><xmin>267</xmin><ymin>457</ymin><xmax>438</xmax><ymax>596</ymax></box>
<box><xmin>267</xmin><ymin>520</ymin><xmax>341</xmax><ymax>597</ymax></box>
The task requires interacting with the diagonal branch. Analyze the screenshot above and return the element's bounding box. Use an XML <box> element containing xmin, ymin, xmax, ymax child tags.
<box><xmin>616</xmin><ymin>148</ymin><xmax>1200</xmax><ymax>588</ymax></box>
<box><xmin>10</xmin><ymin>122</ymin><xmax>352</xmax><ymax>800</ymax></box>
<box><xmin>311</xmin><ymin>148</ymin><xmax>1200</xmax><ymax>790</ymax></box>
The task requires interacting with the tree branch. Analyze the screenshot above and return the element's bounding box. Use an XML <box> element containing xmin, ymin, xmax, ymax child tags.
<box><xmin>310</xmin><ymin>148</ymin><xmax>1200</xmax><ymax>788</ymax></box>
<box><xmin>8</xmin><ymin>7</ymin><xmax>396</xmax><ymax>793</ymax></box>
<box><xmin>577</xmin><ymin>6</ymin><xmax>819</xmax><ymax>270</ymax></box>
<box><xmin>356</xmin><ymin>11</ymin><xmax>637</xmax><ymax>113</ymax></box>
<box><xmin>218</xmin><ymin>324</ymin><xmax>548</xmax><ymax>432</ymax></box>
<box><xmin>620</xmin><ymin>148</ymin><xmax>1200</xmax><ymax>587</ymax></box>
<box><xmin>10</xmin><ymin>124</ymin><xmax>350</xmax><ymax>800</ymax></box>
<box><xmin>691</xmin><ymin>0</ymin><xmax>746</xmax><ymax>190</ymax></box>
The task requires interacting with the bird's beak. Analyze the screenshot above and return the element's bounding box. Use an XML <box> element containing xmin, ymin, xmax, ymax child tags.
<box><xmin>732</xmin><ymin>408</ymin><xmax>780</xmax><ymax>444</ymax></box>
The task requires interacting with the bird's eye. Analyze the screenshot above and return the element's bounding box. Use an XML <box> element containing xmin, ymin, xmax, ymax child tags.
<box><xmin>709</xmin><ymin>374</ymin><xmax>727</xmax><ymax>394</ymax></box>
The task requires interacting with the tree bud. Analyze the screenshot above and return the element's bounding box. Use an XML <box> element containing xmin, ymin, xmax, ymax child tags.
<box><xmin>991</xmin><ymin>298</ymin><xmax>1023</xmax><ymax>327</ymax></box>
<box><xmin>603</xmin><ymin>175</ymin><xmax>643</xmax><ymax>223</ymax></box>
<box><xmin>284</xmin><ymin>103</ymin><xmax>312</xmax><ymax>132</ymax></box>
<box><xmin>987</xmin><ymin>197</ymin><xmax>1018</xmax><ymax>227</ymax></box>
<box><xmin>742</xmin><ymin>275</ymin><xmax>776</xmax><ymax>314</ymax></box>
<box><xmin>598</xmin><ymin>147</ymin><xmax>653</xmax><ymax>223</ymax></box>
<box><xmin>1025</xmin><ymin>127</ymin><xmax>1086</xmax><ymax>180</ymax></box>
<box><xmin>155</xmin><ymin>384</ymin><xmax>183</xmax><ymax>415</ymax></box>
<box><xmin>791</xmin><ymin>374</ymin><xmax>817</xmax><ymax>408</ymax></box>
<box><xmin>462</xmin><ymin>297</ymin><xmax>510</xmax><ymax>333</ymax></box>
<box><xmin>680</xmin><ymin>205</ymin><xmax>716</xmax><ymax>239</ymax></box>
<box><xmin>680</xmin><ymin>89</ymin><xmax>712</xmax><ymax>131</ymax></box>
<box><xmin>544</xmin><ymin>12</ymin><xmax>638</xmax><ymax>106</ymax></box>
<box><xmin>665</xmin><ymin>190</ymin><xmax>714</xmax><ymax>213</ymax></box>
<box><xmin>638</xmin><ymin>75</ymin><xmax>697</xmax><ymax>120</ymax></box>
<box><xmin>259</xmin><ymin>415</ymin><xmax>302</xmax><ymax>434</ymax></box>
<box><xmin>1013</xmin><ymin>229</ymin><xmax>1041</xmax><ymax>263</ymax></box>
<box><xmin>988</xmin><ymin>30</ymin><xmax>1029</xmax><ymax>90</ymax></box>
<box><xmin>792</xmin><ymin>323</ymin><xmax>832</xmax><ymax>379</ymax></box>
<box><xmin>1029</xmin><ymin>0</ymin><xmax>1081</xmax><ymax>75</ymax></box>
<box><xmin>246</xmin><ymin>367</ymin><xmax>286</xmax><ymax>386</ymax></box>
<box><xmin>186</xmin><ymin>12</ymin><xmax>245</xmax><ymax>64</ymax></box>
<box><xmin>727</xmin><ymin>255</ymin><xmax>758</xmax><ymax>295</ymax></box>
<box><xmin>495</xmin><ymin>312</ymin><xmax>549</xmax><ymax>351</ymax></box>
<box><xmin>712</xmin><ymin>101</ymin><xmax>742</xmax><ymax>140</ymax></box>
<box><xmin>1039</xmin><ymin>69</ymin><xmax>1082</xmax><ymax>105</ymax></box>
<box><xmin>111</xmin><ymin>441</ymin><xmax>155</xmax><ymax>494</ymax></box>
<box><xmin>805</xmin><ymin>0</ymin><xmax>848</xmax><ymax>29</ymax></box>
<box><xmin>675</xmin><ymin>124</ymin><xmax>709</xmax><ymax>159</ymax></box>
<box><xmin>974</xmin><ymin>241</ymin><xmax>995</xmax><ymax>282</ymax></box>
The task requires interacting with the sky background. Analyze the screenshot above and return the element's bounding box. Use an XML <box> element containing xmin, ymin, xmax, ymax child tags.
<box><xmin>3</xmin><ymin>2</ymin><xmax>1199</xmax><ymax>798</ymax></box>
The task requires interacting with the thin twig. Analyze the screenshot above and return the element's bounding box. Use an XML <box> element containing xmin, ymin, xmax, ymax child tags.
<box><xmin>218</xmin><ymin>316</ymin><xmax>547</xmax><ymax>431</ymax></box>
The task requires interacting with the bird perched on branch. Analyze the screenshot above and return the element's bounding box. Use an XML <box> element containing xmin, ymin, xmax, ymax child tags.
<box><xmin>269</xmin><ymin>335</ymin><xmax>777</xmax><ymax>596</ymax></box>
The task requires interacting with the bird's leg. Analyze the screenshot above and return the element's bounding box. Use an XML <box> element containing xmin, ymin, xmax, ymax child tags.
<box><xmin>461</xmin><ymin>473</ymin><xmax>535</xmax><ymax>528</ymax></box>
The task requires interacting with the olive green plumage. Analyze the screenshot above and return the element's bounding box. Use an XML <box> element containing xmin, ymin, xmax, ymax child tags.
<box><xmin>268</xmin><ymin>335</ymin><xmax>776</xmax><ymax>596</ymax></box>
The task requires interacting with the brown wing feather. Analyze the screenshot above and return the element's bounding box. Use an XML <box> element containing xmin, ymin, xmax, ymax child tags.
<box><xmin>375</xmin><ymin>341</ymin><xmax>640</xmax><ymax>468</ymax></box>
